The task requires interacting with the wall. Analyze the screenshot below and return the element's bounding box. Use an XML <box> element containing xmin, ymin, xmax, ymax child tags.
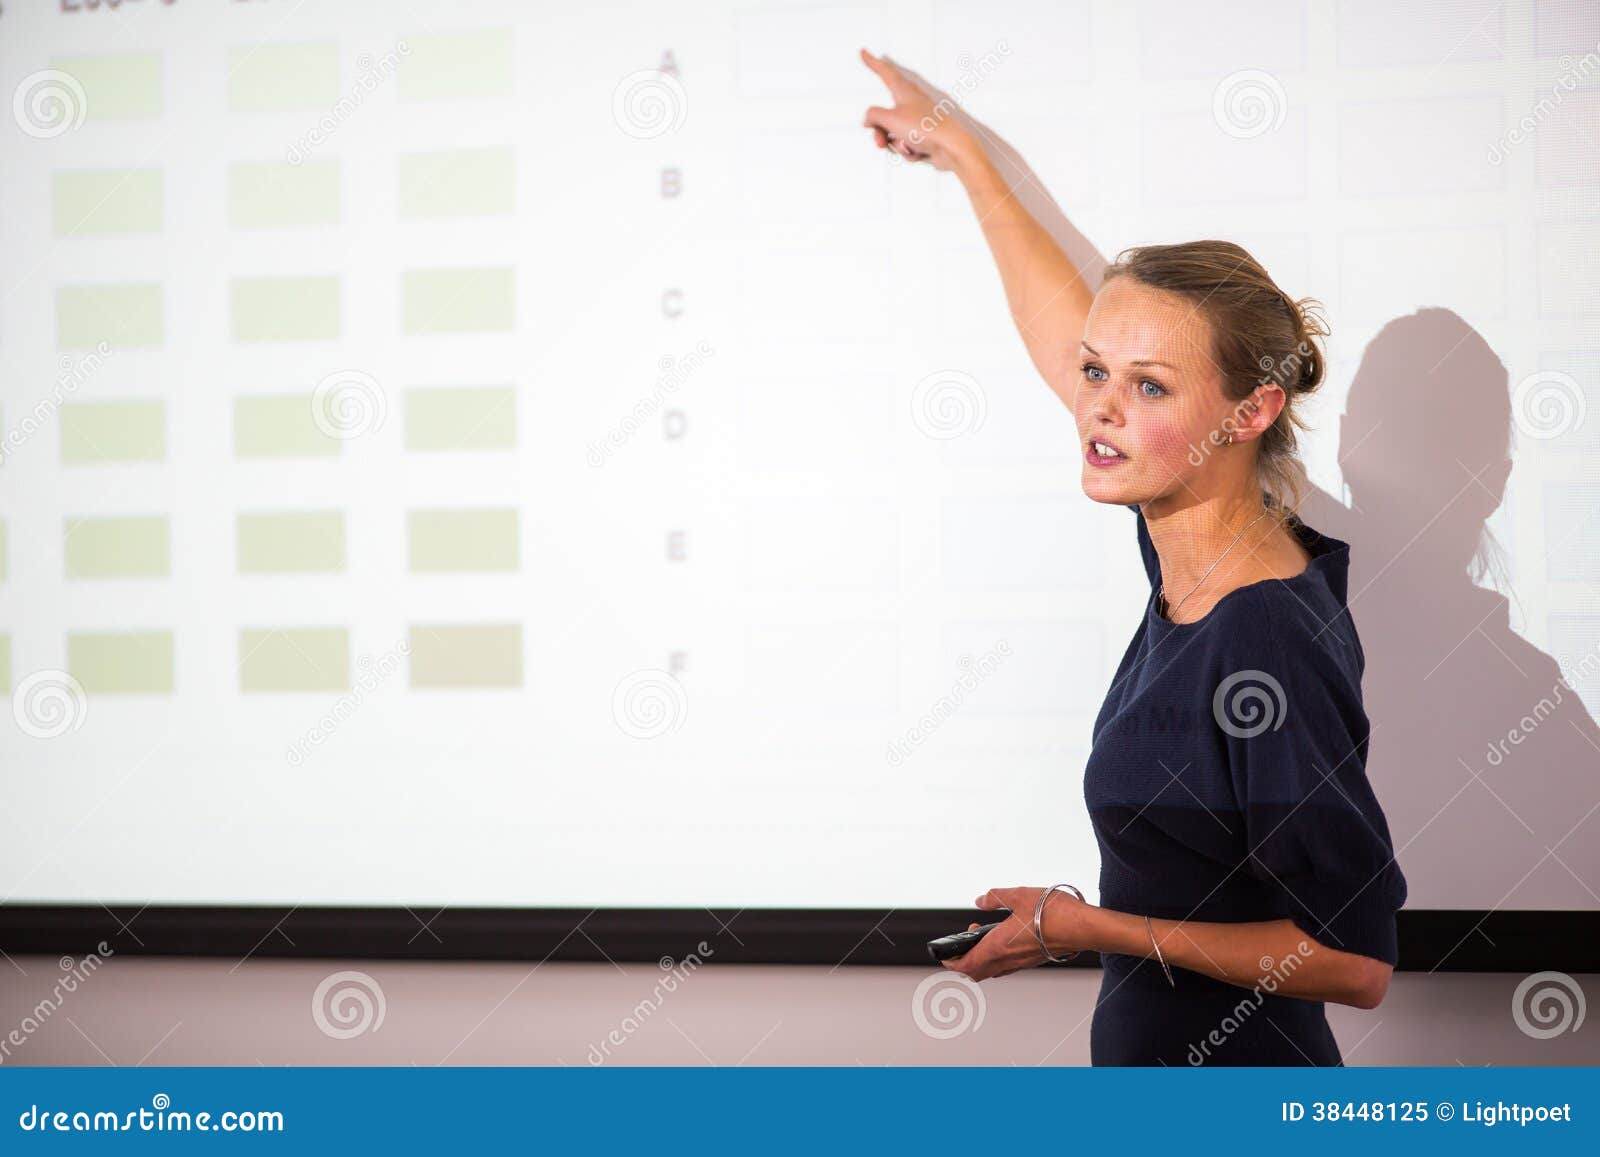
<box><xmin>4</xmin><ymin>957</ymin><xmax>1596</xmax><ymax>1067</ymax></box>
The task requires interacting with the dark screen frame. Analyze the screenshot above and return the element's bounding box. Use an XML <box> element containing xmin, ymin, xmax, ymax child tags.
<box><xmin>2</xmin><ymin>906</ymin><xmax>1593</xmax><ymax>970</ymax></box>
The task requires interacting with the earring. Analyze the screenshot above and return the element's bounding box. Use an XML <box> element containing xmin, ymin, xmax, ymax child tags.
<box><xmin>1223</xmin><ymin>434</ymin><xmax>1233</xmax><ymax>445</ymax></box>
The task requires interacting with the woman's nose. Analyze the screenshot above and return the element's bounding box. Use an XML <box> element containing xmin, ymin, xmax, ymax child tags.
<box><xmin>1074</xmin><ymin>381</ymin><xmax>1117</xmax><ymax>423</ymax></box>
<box><xmin>1089</xmin><ymin>389</ymin><xmax>1121</xmax><ymax>424</ymax></box>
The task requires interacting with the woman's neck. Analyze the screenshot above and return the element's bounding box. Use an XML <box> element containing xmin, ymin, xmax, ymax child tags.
<box><xmin>1144</xmin><ymin>495</ymin><xmax>1301</xmax><ymax>618</ymax></box>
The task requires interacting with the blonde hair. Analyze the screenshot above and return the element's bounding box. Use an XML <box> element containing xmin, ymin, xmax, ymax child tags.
<box><xmin>1101</xmin><ymin>240</ymin><xmax>1330</xmax><ymax>518</ymax></box>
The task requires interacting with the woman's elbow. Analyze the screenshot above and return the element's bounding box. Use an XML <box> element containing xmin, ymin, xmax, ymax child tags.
<box><xmin>1347</xmin><ymin>959</ymin><xmax>1394</xmax><ymax>1010</ymax></box>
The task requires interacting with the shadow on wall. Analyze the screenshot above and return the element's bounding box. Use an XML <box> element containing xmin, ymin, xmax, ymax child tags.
<box><xmin>914</xmin><ymin>63</ymin><xmax>1600</xmax><ymax>919</ymax></box>
<box><xmin>1306</xmin><ymin>312</ymin><xmax>1600</xmax><ymax>915</ymax></box>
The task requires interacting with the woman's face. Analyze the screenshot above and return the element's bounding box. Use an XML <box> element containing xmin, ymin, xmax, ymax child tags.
<box><xmin>1073</xmin><ymin>276</ymin><xmax>1243</xmax><ymax>507</ymax></box>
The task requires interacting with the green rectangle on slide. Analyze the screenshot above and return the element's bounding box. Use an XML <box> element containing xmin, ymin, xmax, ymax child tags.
<box><xmin>57</xmin><ymin>283</ymin><xmax>163</xmax><ymax>349</ymax></box>
<box><xmin>408</xmin><ymin>623</ymin><xmax>522</xmax><ymax>688</ymax></box>
<box><xmin>399</xmin><ymin>30</ymin><xmax>513</xmax><ymax>99</ymax></box>
<box><xmin>54</xmin><ymin>169</ymin><xmax>162</xmax><ymax>236</ymax></box>
<box><xmin>405</xmin><ymin>386</ymin><xmax>516</xmax><ymax>450</ymax></box>
<box><xmin>408</xmin><ymin>509</ymin><xmax>519</xmax><ymax>572</ymax></box>
<box><xmin>51</xmin><ymin>53</ymin><xmax>161</xmax><ymax>121</ymax></box>
<box><xmin>69</xmin><ymin>630</ymin><xmax>174</xmax><ymax>693</ymax></box>
<box><xmin>238</xmin><ymin>511</ymin><xmax>345</xmax><ymax>573</ymax></box>
<box><xmin>232</xmin><ymin>276</ymin><xmax>340</xmax><ymax>342</ymax></box>
<box><xmin>398</xmin><ymin>149</ymin><xmax>515</xmax><ymax>219</ymax></box>
<box><xmin>229</xmin><ymin>161</ymin><xmax>340</xmax><ymax>227</ymax></box>
<box><xmin>234</xmin><ymin>395</ymin><xmax>341</xmax><ymax>458</ymax></box>
<box><xmin>61</xmin><ymin>401</ymin><xmax>165</xmax><ymax>464</ymax></box>
<box><xmin>239</xmin><ymin>627</ymin><xmax>349</xmax><ymax>692</ymax></box>
<box><xmin>0</xmin><ymin>635</ymin><xmax>9</xmax><ymax>693</ymax></box>
<box><xmin>227</xmin><ymin>42</ymin><xmax>339</xmax><ymax>111</ymax></box>
<box><xmin>64</xmin><ymin>516</ymin><xmax>170</xmax><ymax>578</ymax></box>
<box><xmin>402</xmin><ymin>268</ymin><xmax>513</xmax><ymax>334</ymax></box>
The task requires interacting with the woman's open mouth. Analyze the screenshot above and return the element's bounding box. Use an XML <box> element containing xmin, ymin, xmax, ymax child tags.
<box><xmin>1086</xmin><ymin>438</ymin><xmax>1128</xmax><ymax>467</ymax></box>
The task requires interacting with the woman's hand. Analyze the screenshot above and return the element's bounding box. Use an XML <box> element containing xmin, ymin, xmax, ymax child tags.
<box><xmin>940</xmin><ymin>885</ymin><xmax>1099</xmax><ymax>981</ymax></box>
<box><xmin>859</xmin><ymin>47</ymin><xmax>977</xmax><ymax>171</ymax></box>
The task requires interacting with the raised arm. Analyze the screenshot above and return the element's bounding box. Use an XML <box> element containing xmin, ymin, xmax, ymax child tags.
<box><xmin>860</xmin><ymin>48</ymin><xmax>1095</xmax><ymax>404</ymax></box>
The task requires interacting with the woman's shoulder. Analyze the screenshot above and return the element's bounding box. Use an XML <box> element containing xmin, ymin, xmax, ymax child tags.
<box><xmin>1219</xmin><ymin>581</ymin><xmax>1366</xmax><ymax>697</ymax></box>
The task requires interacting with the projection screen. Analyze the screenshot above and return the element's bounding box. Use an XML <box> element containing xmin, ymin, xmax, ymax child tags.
<box><xmin>1</xmin><ymin>1</ymin><xmax>1597</xmax><ymax>957</ymax></box>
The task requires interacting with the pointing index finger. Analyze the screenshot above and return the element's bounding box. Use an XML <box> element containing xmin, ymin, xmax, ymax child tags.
<box><xmin>859</xmin><ymin>47</ymin><xmax>910</xmax><ymax>95</ymax></box>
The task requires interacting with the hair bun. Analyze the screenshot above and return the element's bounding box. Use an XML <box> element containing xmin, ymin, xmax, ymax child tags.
<box><xmin>1289</xmin><ymin>295</ymin><xmax>1329</xmax><ymax>393</ymax></box>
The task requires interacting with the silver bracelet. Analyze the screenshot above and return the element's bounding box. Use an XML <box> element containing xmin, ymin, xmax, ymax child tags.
<box><xmin>1032</xmin><ymin>883</ymin><xmax>1085</xmax><ymax>963</ymax></box>
<box><xmin>1145</xmin><ymin>914</ymin><xmax>1175</xmax><ymax>987</ymax></box>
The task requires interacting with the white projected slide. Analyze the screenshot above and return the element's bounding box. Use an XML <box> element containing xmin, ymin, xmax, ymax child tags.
<box><xmin>1</xmin><ymin>1</ymin><xmax>1597</xmax><ymax>913</ymax></box>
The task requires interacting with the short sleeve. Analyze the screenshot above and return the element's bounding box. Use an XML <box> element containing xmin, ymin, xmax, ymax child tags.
<box><xmin>1217</xmin><ymin>589</ymin><xmax>1408</xmax><ymax>965</ymax></box>
<box><xmin>1130</xmin><ymin>504</ymin><xmax>1160</xmax><ymax>587</ymax></box>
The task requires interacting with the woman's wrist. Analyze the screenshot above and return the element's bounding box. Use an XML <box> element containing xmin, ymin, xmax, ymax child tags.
<box><xmin>1050</xmin><ymin>901</ymin><xmax>1146</xmax><ymax>957</ymax></box>
<box><xmin>1036</xmin><ymin>893</ymin><xmax>1111</xmax><ymax>956</ymax></box>
<box><xmin>949</xmin><ymin>133</ymin><xmax>999</xmax><ymax>191</ymax></box>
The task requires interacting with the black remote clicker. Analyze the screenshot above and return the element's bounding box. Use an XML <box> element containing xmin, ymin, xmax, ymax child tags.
<box><xmin>927</xmin><ymin>919</ymin><xmax>1006</xmax><ymax>962</ymax></box>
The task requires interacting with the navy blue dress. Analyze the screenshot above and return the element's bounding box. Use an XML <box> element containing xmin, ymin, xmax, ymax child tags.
<box><xmin>1084</xmin><ymin>503</ymin><xmax>1407</xmax><ymax>1066</ymax></box>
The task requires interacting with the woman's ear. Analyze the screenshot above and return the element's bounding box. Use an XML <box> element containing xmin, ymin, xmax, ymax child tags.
<box><xmin>1235</xmin><ymin>384</ymin><xmax>1285</xmax><ymax>441</ymax></box>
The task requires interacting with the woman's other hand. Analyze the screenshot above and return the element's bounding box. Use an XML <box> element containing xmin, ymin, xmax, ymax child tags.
<box><xmin>939</xmin><ymin>885</ymin><xmax>1097</xmax><ymax>981</ymax></box>
<box><xmin>859</xmin><ymin>47</ymin><xmax>977</xmax><ymax>171</ymax></box>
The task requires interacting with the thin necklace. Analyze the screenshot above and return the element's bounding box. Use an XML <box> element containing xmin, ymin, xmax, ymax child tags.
<box><xmin>1156</xmin><ymin>508</ymin><xmax>1273</xmax><ymax>622</ymax></box>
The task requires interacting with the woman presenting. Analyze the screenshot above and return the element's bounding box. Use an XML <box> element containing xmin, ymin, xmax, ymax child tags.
<box><xmin>861</xmin><ymin>49</ymin><xmax>1408</xmax><ymax>1066</ymax></box>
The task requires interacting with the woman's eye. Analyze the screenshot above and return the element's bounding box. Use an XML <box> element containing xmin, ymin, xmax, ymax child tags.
<box><xmin>1081</xmin><ymin>363</ymin><xmax>1163</xmax><ymax>396</ymax></box>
